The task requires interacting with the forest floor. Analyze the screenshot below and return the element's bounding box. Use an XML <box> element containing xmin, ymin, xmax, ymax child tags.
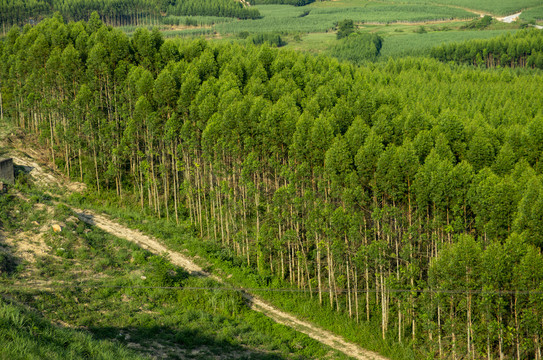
<box><xmin>1</xmin><ymin>134</ymin><xmax>388</xmax><ymax>360</ymax></box>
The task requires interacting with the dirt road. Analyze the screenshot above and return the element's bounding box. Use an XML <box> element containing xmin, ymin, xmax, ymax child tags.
<box><xmin>5</xmin><ymin>148</ymin><xmax>388</xmax><ymax>360</ymax></box>
<box><xmin>73</xmin><ymin>208</ymin><xmax>388</xmax><ymax>360</ymax></box>
<box><xmin>497</xmin><ymin>12</ymin><xmax>521</xmax><ymax>23</ymax></box>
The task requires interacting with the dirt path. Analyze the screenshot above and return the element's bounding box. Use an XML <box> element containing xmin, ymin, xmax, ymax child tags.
<box><xmin>4</xmin><ymin>146</ymin><xmax>388</xmax><ymax>360</ymax></box>
<box><xmin>73</xmin><ymin>208</ymin><xmax>388</xmax><ymax>360</ymax></box>
<box><xmin>497</xmin><ymin>12</ymin><xmax>521</xmax><ymax>23</ymax></box>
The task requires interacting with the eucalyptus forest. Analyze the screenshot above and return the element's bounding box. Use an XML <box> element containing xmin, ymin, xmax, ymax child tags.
<box><xmin>1</xmin><ymin>6</ymin><xmax>543</xmax><ymax>360</ymax></box>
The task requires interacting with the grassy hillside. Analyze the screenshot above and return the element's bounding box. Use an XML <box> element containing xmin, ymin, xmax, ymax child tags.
<box><xmin>0</xmin><ymin>185</ymin><xmax>348</xmax><ymax>359</ymax></box>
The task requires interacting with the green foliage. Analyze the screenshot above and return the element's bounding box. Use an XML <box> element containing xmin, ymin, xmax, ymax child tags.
<box><xmin>0</xmin><ymin>298</ymin><xmax>144</xmax><ymax>359</ymax></box>
<box><xmin>3</xmin><ymin>13</ymin><xmax>543</xmax><ymax>360</ymax></box>
<box><xmin>0</xmin><ymin>0</ymin><xmax>260</xmax><ymax>31</ymax></box>
<box><xmin>380</xmin><ymin>29</ymin><xmax>517</xmax><ymax>58</ymax></box>
<box><xmin>413</xmin><ymin>25</ymin><xmax>427</xmax><ymax>34</ymax></box>
<box><xmin>461</xmin><ymin>14</ymin><xmax>493</xmax><ymax>30</ymax></box>
<box><xmin>336</xmin><ymin>19</ymin><xmax>355</xmax><ymax>40</ymax></box>
<box><xmin>431</xmin><ymin>28</ymin><xmax>543</xmax><ymax>69</ymax></box>
<box><xmin>329</xmin><ymin>32</ymin><xmax>383</xmax><ymax>63</ymax></box>
<box><xmin>167</xmin><ymin>0</ymin><xmax>261</xmax><ymax>20</ymax></box>
<box><xmin>249</xmin><ymin>32</ymin><xmax>286</xmax><ymax>47</ymax></box>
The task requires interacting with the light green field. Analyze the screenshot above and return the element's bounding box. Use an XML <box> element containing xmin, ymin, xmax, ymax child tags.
<box><xmin>520</xmin><ymin>5</ymin><xmax>543</xmax><ymax>22</ymax></box>
<box><xmin>382</xmin><ymin>0</ymin><xmax>543</xmax><ymax>16</ymax></box>
<box><xmin>284</xmin><ymin>32</ymin><xmax>336</xmax><ymax>54</ymax></box>
<box><xmin>214</xmin><ymin>3</ymin><xmax>475</xmax><ymax>35</ymax></box>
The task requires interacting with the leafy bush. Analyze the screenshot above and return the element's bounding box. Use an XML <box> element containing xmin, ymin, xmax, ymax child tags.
<box><xmin>461</xmin><ymin>15</ymin><xmax>493</xmax><ymax>29</ymax></box>
<box><xmin>336</xmin><ymin>19</ymin><xmax>355</xmax><ymax>39</ymax></box>
<box><xmin>249</xmin><ymin>33</ymin><xmax>286</xmax><ymax>47</ymax></box>
<box><xmin>329</xmin><ymin>32</ymin><xmax>383</xmax><ymax>63</ymax></box>
<box><xmin>147</xmin><ymin>254</ymin><xmax>188</xmax><ymax>287</ymax></box>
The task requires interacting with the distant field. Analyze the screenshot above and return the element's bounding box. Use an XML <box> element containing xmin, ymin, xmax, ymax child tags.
<box><xmin>520</xmin><ymin>5</ymin><xmax>543</xmax><ymax>22</ymax></box>
<box><xmin>383</xmin><ymin>0</ymin><xmax>543</xmax><ymax>16</ymax></box>
<box><xmin>214</xmin><ymin>3</ymin><xmax>475</xmax><ymax>35</ymax></box>
<box><xmin>379</xmin><ymin>29</ymin><xmax>518</xmax><ymax>58</ymax></box>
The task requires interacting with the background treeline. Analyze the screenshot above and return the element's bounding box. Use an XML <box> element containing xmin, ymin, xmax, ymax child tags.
<box><xmin>431</xmin><ymin>28</ymin><xmax>543</xmax><ymax>69</ymax></box>
<box><xmin>0</xmin><ymin>0</ymin><xmax>259</xmax><ymax>33</ymax></box>
<box><xmin>249</xmin><ymin>0</ymin><xmax>314</xmax><ymax>6</ymax></box>
<box><xmin>166</xmin><ymin>0</ymin><xmax>260</xmax><ymax>20</ymax></box>
<box><xmin>2</xmin><ymin>15</ymin><xmax>543</xmax><ymax>359</ymax></box>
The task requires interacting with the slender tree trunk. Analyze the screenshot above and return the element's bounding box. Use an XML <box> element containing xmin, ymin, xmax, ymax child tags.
<box><xmin>438</xmin><ymin>301</ymin><xmax>442</xmax><ymax>358</ymax></box>
<box><xmin>317</xmin><ymin>233</ymin><xmax>322</xmax><ymax>305</ymax></box>
<box><xmin>327</xmin><ymin>241</ymin><xmax>334</xmax><ymax>309</ymax></box>
<box><xmin>49</xmin><ymin>114</ymin><xmax>56</xmax><ymax>168</ymax></box>
<box><xmin>93</xmin><ymin>142</ymin><xmax>100</xmax><ymax>193</ymax></box>
<box><xmin>0</xmin><ymin>90</ymin><xmax>3</xmax><ymax>122</ymax></box>
<box><xmin>499</xmin><ymin>309</ymin><xmax>504</xmax><ymax>360</ymax></box>
<box><xmin>515</xmin><ymin>294</ymin><xmax>520</xmax><ymax>360</ymax></box>
<box><xmin>79</xmin><ymin>148</ymin><xmax>83</xmax><ymax>182</ymax></box>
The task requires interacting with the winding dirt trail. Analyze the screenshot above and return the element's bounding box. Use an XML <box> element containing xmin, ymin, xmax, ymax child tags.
<box><xmin>73</xmin><ymin>208</ymin><xmax>388</xmax><ymax>360</ymax></box>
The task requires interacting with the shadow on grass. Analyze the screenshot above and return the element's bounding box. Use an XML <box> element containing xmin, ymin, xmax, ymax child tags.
<box><xmin>0</xmin><ymin>233</ymin><xmax>20</xmax><ymax>277</ymax></box>
<box><xmin>89</xmin><ymin>324</ymin><xmax>289</xmax><ymax>360</ymax></box>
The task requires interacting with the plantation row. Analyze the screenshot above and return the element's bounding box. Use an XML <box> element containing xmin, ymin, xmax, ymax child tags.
<box><xmin>0</xmin><ymin>0</ymin><xmax>259</xmax><ymax>33</ymax></box>
<box><xmin>1</xmin><ymin>16</ymin><xmax>543</xmax><ymax>359</ymax></box>
<box><xmin>250</xmin><ymin>0</ymin><xmax>315</xmax><ymax>6</ymax></box>
<box><xmin>431</xmin><ymin>29</ymin><xmax>543</xmax><ymax>69</ymax></box>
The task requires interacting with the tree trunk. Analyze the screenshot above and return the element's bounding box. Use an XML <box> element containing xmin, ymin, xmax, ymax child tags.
<box><xmin>438</xmin><ymin>302</ymin><xmax>442</xmax><ymax>358</ymax></box>
<box><xmin>327</xmin><ymin>241</ymin><xmax>334</xmax><ymax>309</ymax></box>
<box><xmin>317</xmin><ymin>233</ymin><xmax>322</xmax><ymax>305</ymax></box>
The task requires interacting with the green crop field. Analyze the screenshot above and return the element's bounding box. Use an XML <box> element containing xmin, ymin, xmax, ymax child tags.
<box><xmin>213</xmin><ymin>3</ymin><xmax>475</xmax><ymax>35</ymax></box>
<box><xmin>383</xmin><ymin>0</ymin><xmax>543</xmax><ymax>16</ymax></box>
<box><xmin>520</xmin><ymin>5</ymin><xmax>543</xmax><ymax>22</ymax></box>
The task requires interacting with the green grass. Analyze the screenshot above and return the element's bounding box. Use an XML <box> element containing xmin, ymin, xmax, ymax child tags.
<box><xmin>0</xmin><ymin>186</ymin><xmax>349</xmax><ymax>359</ymax></box>
<box><xmin>65</xmin><ymin>189</ymin><xmax>416</xmax><ymax>360</ymax></box>
<box><xmin>0</xmin><ymin>297</ymin><xmax>145</xmax><ymax>360</ymax></box>
<box><xmin>284</xmin><ymin>32</ymin><xmax>336</xmax><ymax>54</ymax></box>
